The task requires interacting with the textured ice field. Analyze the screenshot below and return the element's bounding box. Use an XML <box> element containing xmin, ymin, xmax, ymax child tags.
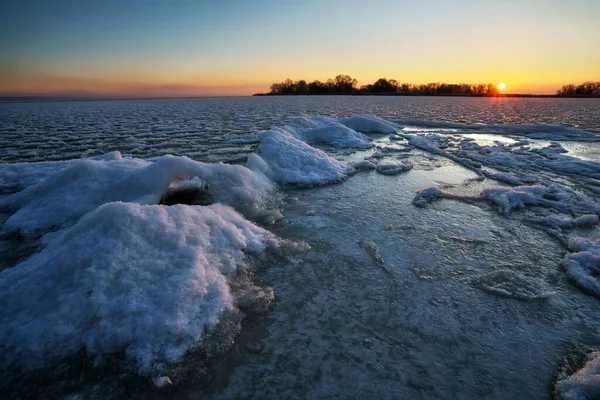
<box><xmin>1</xmin><ymin>97</ymin><xmax>600</xmax><ymax>399</ymax></box>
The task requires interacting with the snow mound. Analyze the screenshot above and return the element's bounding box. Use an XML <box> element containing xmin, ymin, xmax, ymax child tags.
<box><xmin>340</xmin><ymin>115</ymin><xmax>398</xmax><ymax>134</ymax></box>
<box><xmin>376</xmin><ymin>161</ymin><xmax>414</xmax><ymax>175</ymax></box>
<box><xmin>555</xmin><ymin>351</ymin><xmax>600</xmax><ymax>400</ymax></box>
<box><xmin>0</xmin><ymin>202</ymin><xmax>279</xmax><ymax>372</ymax></box>
<box><xmin>1</xmin><ymin>155</ymin><xmax>275</xmax><ymax>234</ymax></box>
<box><xmin>562</xmin><ymin>237</ymin><xmax>600</xmax><ymax>298</ymax></box>
<box><xmin>254</xmin><ymin>128</ymin><xmax>354</xmax><ymax>187</ymax></box>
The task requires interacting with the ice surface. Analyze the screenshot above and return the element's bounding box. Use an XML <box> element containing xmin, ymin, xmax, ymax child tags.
<box><xmin>3</xmin><ymin>109</ymin><xmax>600</xmax><ymax>397</ymax></box>
<box><xmin>0</xmin><ymin>202</ymin><xmax>279</xmax><ymax>372</ymax></box>
<box><xmin>1</xmin><ymin>155</ymin><xmax>275</xmax><ymax>234</ymax></box>
<box><xmin>397</xmin><ymin>120</ymin><xmax>600</xmax><ymax>141</ymax></box>
<box><xmin>469</xmin><ymin>269</ymin><xmax>553</xmax><ymax>300</ymax></box>
<box><xmin>340</xmin><ymin>115</ymin><xmax>398</xmax><ymax>134</ymax></box>
<box><xmin>556</xmin><ymin>351</ymin><xmax>600</xmax><ymax>400</ymax></box>
<box><xmin>254</xmin><ymin>128</ymin><xmax>354</xmax><ymax>187</ymax></box>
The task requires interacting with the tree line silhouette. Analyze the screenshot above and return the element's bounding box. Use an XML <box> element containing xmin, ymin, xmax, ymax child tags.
<box><xmin>557</xmin><ymin>81</ymin><xmax>600</xmax><ymax>97</ymax></box>
<box><xmin>264</xmin><ymin>75</ymin><xmax>501</xmax><ymax>96</ymax></box>
<box><xmin>259</xmin><ymin>75</ymin><xmax>600</xmax><ymax>97</ymax></box>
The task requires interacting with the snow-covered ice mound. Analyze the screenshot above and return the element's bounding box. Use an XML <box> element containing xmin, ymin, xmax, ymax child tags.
<box><xmin>340</xmin><ymin>115</ymin><xmax>398</xmax><ymax>134</ymax></box>
<box><xmin>252</xmin><ymin>128</ymin><xmax>355</xmax><ymax>187</ymax></box>
<box><xmin>1</xmin><ymin>154</ymin><xmax>276</xmax><ymax>234</ymax></box>
<box><xmin>0</xmin><ymin>202</ymin><xmax>279</xmax><ymax>372</ymax></box>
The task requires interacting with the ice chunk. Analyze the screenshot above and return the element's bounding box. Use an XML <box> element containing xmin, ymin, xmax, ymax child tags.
<box><xmin>562</xmin><ymin>237</ymin><xmax>600</xmax><ymax>297</ymax></box>
<box><xmin>295</xmin><ymin>124</ymin><xmax>371</xmax><ymax>149</ymax></box>
<box><xmin>413</xmin><ymin>187</ymin><xmax>446</xmax><ymax>207</ymax></box>
<box><xmin>481</xmin><ymin>185</ymin><xmax>550</xmax><ymax>215</ymax></box>
<box><xmin>0</xmin><ymin>202</ymin><xmax>279</xmax><ymax>372</ymax></box>
<box><xmin>376</xmin><ymin>161</ymin><xmax>414</xmax><ymax>175</ymax></box>
<box><xmin>255</xmin><ymin>128</ymin><xmax>354</xmax><ymax>187</ymax></box>
<box><xmin>350</xmin><ymin>160</ymin><xmax>377</xmax><ymax>171</ymax></box>
<box><xmin>555</xmin><ymin>351</ymin><xmax>600</xmax><ymax>400</ymax></box>
<box><xmin>340</xmin><ymin>115</ymin><xmax>398</xmax><ymax>134</ymax></box>
<box><xmin>1</xmin><ymin>155</ymin><xmax>275</xmax><ymax>234</ymax></box>
<box><xmin>405</xmin><ymin>134</ymin><xmax>449</xmax><ymax>153</ymax></box>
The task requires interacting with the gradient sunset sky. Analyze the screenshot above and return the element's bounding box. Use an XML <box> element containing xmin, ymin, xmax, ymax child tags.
<box><xmin>1</xmin><ymin>0</ymin><xmax>598</xmax><ymax>97</ymax></box>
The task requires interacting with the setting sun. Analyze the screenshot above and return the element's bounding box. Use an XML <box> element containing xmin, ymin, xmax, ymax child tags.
<box><xmin>497</xmin><ymin>82</ymin><xmax>506</xmax><ymax>91</ymax></box>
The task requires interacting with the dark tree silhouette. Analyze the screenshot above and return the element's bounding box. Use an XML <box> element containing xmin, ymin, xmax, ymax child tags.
<box><xmin>262</xmin><ymin>75</ymin><xmax>595</xmax><ymax>96</ymax></box>
<box><xmin>557</xmin><ymin>81</ymin><xmax>600</xmax><ymax>97</ymax></box>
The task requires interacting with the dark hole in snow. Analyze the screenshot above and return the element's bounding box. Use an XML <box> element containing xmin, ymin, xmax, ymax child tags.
<box><xmin>159</xmin><ymin>178</ymin><xmax>215</xmax><ymax>206</ymax></box>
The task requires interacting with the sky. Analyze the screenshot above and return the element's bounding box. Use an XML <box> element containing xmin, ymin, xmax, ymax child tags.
<box><xmin>0</xmin><ymin>0</ymin><xmax>598</xmax><ymax>97</ymax></box>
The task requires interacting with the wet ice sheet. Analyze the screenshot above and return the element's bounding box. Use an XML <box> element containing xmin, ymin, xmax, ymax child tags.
<box><xmin>218</xmin><ymin>163</ymin><xmax>600</xmax><ymax>400</ymax></box>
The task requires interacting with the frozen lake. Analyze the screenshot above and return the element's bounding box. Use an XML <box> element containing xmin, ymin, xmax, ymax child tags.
<box><xmin>1</xmin><ymin>96</ymin><xmax>599</xmax><ymax>399</ymax></box>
